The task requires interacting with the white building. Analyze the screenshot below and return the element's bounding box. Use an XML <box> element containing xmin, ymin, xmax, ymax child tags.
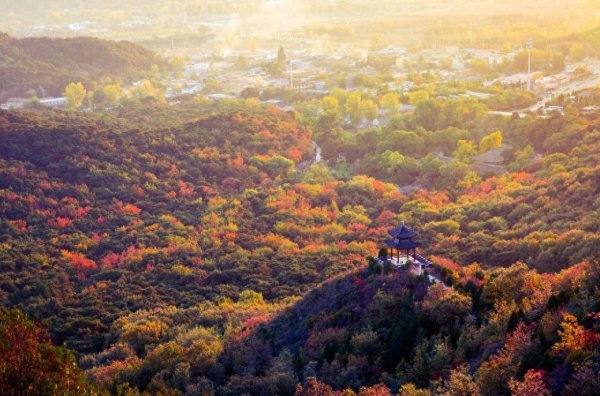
<box><xmin>1</xmin><ymin>98</ymin><xmax>28</xmax><ymax>110</ymax></box>
<box><xmin>39</xmin><ymin>97</ymin><xmax>67</xmax><ymax>108</ymax></box>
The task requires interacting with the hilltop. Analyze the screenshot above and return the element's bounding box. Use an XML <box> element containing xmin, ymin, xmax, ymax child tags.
<box><xmin>0</xmin><ymin>33</ymin><xmax>163</xmax><ymax>101</ymax></box>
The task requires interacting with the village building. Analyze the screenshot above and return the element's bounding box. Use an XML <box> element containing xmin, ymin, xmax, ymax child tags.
<box><xmin>39</xmin><ymin>97</ymin><xmax>67</xmax><ymax>108</ymax></box>
<box><xmin>1</xmin><ymin>98</ymin><xmax>28</xmax><ymax>110</ymax></box>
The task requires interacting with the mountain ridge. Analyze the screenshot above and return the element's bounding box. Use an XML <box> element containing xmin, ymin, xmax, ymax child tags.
<box><xmin>0</xmin><ymin>33</ymin><xmax>163</xmax><ymax>101</ymax></box>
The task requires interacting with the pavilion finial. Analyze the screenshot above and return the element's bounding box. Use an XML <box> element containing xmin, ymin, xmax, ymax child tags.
<box><xmin>401</xmin><ymin>220</ymin><xmax>405</xmax><ymax>226</ymax></box>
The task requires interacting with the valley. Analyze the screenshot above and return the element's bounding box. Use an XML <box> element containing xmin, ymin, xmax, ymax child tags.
<box><xmin>0</xmin><ymin>1</ymin><xmax>599</xmax><ymax>395</ymax></box>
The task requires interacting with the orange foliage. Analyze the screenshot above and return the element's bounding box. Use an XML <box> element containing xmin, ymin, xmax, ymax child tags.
<box><xmin>38</xmin><ymin>180</ymin><xmax>52</xmax><ymax>190</ymax></box>
<box><xmin>295</xmin><ymin>377</ymin><xmax>339</xmax><ymax>396</ymax></box>
<box><xmin>10</xmin><ymin>220</ymin><xmax>27</xmax><ymax>232</ymax></box>
<box><xmin>375</xmin><ymin>210</ymin><xmax>396</xmax><ymax>226</ymax></box>
<box><xmin>61</xmin><ymin>250</ymin><xmax>98</xmax><ymax>273</ymax></box>
<box><xmin>356</xmin><ymin>384</ymin><xmax>393</xmax><ymax>396</ymax></box>
<box><xmin>228</xmin><ymin>153</ymin><xmax>245</xmax><ymax>169</ymax></box>
<box><xmin>511</xmin><ymin>172</ymin><xmax>533</xmax><ymax>184</ymax></box>
<box><xmin>49</xmin><ymin>217</ymin><xmax>73</xmax><ymax>229</ymax></box>
<box><xmin>509</xmin><ymin>369</ymin><xmax>550</xmax><ymax>396</ymax></box>
<box><xmin>301</xmin><ymin>244</ymin><xmax>331</xmax><ymax>254</ymax></box>
<box><xmin>117</xmin><ymin>201</ymin><xmax>142</xmax><ymax>215</ymax></box>
<box><xmin>73</xmin><ymin>207</ymin><xmax>90</xmax><ymax>218</ymax></box>
<box><xmin>177</xmin><ymin>180</ymin><xmax>195</xmax><ymax>197</ymax></box>
<box><xmin>431</xmin><ymin>255</ymin><xmax>462</xmax><ymax>274</ymax></box>
<box><xmin>429</xmin><ymin>192</ymin><xmax>450</xmax><ymax>206</ymax></box>
<box><xmin>131</xmin><ymin>185</ymin><xmax>145</xmax><ymax>198</ymax></box>
<box><xmin>88</xmin><ymin>357</ymin><xmax>142</xmax><ymax>387</ymax></box>
<box><xmin>287</xmin><ymin>147</ymin><xmax>304</xmax><ymax>162</ymax></box>
<box><xmin>100</xmin><ymin>245</ymin><xmax>161</xmax><ymax>269</ymax></box>
<box><xmin>554</xmin><ymin>262</ymin><xmax>588</xmax><ymax>292</ymax></box>
<box><xmin>100</xmin><ymin>252</ymin><xmax>120</xmax><ymax>269</ymax></box>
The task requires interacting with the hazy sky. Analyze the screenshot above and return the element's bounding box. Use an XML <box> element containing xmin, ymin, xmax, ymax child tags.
<box><xmin>1</xmin><ymin>0</ymin><xmax>599</xmax><ymax>44</ymax></box>
<box><xmin>1</xmin><ymin>0</ymin><xmax>598</xmax><ymax>15</ymax></box>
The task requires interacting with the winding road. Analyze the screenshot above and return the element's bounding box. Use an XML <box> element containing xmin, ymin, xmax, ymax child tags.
<box><xmin>296</xmin><ymin>141</ymin><xmax>322</xmax><ymax>170</ymax></box>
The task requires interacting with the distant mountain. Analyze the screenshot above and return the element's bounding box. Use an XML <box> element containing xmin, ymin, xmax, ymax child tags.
<box><xmin>0</xmin><ymin>33</ymin><xmax>163</xmax><ymax>101</ymax></box>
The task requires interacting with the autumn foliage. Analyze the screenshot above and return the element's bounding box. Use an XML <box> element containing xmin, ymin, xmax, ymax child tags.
<box><xmin>0</xmin><ymin>101</ymin><xmax>598</xmax><ymax>395</ymax></box>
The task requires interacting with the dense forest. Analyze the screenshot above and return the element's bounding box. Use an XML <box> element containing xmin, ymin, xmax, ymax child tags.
<box><xmin>0</xmin><ymin>95</ymin><xmax>598</xmax><ymax>395</ymax></box>
<box><xmin>0</xmin><ymin>33</ymin><xmax>163</xmax><ymax>100</ymax></box>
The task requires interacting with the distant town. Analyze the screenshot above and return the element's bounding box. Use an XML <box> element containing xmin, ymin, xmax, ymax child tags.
<box><xmin>4</xmin><ymin>38</ymin><xmax>600</xmax><ymax>119</ymax></box>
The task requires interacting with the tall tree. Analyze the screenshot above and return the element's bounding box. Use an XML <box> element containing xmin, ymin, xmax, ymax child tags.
<box><xmin>453</xmin><ymin>140</ymin><xmax>476</xmax><ymax>163</ymax></box>
<box><xmin>103</xmin><ymin>83</ymin><xmax>122</xmax><ymax>106</ymax></box>
<box><xmin>508</xmin><ymin>370</ymin><xmax>550</xmax><ymax>396</ymax></box>
<box><xmin>277</xmin><ymin>46</ymin><xmax>287</xmax><ymax>66</ymax></box>
<box><xmin>479</xmin><ymin>131</ymin><xmax>503</xmax><ymax>153</ymax></box>
<box><xmin>64</xmin><ymin>82</ymin><xmax>87</xmax><ymax>109</ymax></box>
<box><xmin>345</xmin><ymin>92</ymin><xmax>363</xmax><ymax>123</ymax></box>
<box><xmin>380</xmin><ymin>92</ymin><xmax>400</xmax><ymax>114</ymax></box>
<box><xmin>361</xmin><ymin>99</ymin><xmax>379</xmax><ymax>122</ymax></box>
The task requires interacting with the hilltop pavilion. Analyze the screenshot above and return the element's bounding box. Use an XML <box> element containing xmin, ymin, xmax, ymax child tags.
<box><xmin>379</xmin><ymin>221</ymin><xmax>438</xmax><ymax>279</ymax></box>
<box><xmin>385</xmin><ymin>221</ymin><xmax>422</xmax><ymax>265</ymax></box>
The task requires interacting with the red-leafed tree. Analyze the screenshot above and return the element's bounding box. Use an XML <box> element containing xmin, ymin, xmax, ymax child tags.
<box><xmin>508</xmin><ymin>369</ymin><xmax>550</xmax><ymax>396</ymax></box>
<box><xmin>0</xmin><ymin>310</ymin><xmax>100</xmax><ymax>395</ymax></box>
<box><xmin>295</xmin><ymin>377</ymin><xmax>339</xmax><ymax>396</ymax></box>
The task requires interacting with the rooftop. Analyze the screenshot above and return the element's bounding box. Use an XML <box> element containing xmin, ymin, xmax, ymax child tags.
<box><xmin>388</xmin><ymin>221</ymin><xmax>418</xmax><ymax>239</ymax></box>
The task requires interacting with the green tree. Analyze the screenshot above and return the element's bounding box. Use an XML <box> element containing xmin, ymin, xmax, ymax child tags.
<box><xmin>345</xmin><ymin>92</ymin><xmax>364</xmax><ymax>123</ymax></box>
<box><xmin>331</xmin><ymin>87</ymin><xmax>348</xmax><ymax>105</ymax></box>
<box><xmin>509</xmin><ymin>145</ymin><xmax>535</xmax><ymax>171</ymax></box>
<box><xmin>134</xmin><ymin>80</ymin><xmax>164</xmax><ymax>102</ymax></box>
<box><xmin>64</xmin><ymin>82</ymin><xmax>87</xmax><ymax>109</ymax></box>
<box><xmin>277</xmin><ymin>46</ymin><xmax>287</xmax><ymax>66</ymax></box>
<box><xmin>170</xmin><ymin>56</ymin><xmax>186</xmax><ymax>78</ymax></box>
<box><xmin>453</xmin><ymin>140</ymin><xmax>476</xmax><ymax>163</ymax></box>
<box><xmin>380</xmin><ymin>92</ymin><xmax>400</xmax><ymax>114</ymax></box>
<box><xmin>103</xmin><ymin>83</ymin><xmax>122</xmax><ymax>106</ymax></box>
<box><xmin>360</xmin><ymin>99</ymin><xmax>379</xmax><ymax>121</ymax></box>
<box><xmin>266</xmin><ymin>155</ymin><xmax>295</xmax><ymax>178</ymax></box>
<box><xmin>304</xmin><ymin>163</ymin><xmax>335</xmax><ymax>184</ymax></box>
<box><xmin>321</xmin><ymin>95</ymin><xmax>341</xmax><ymax>120</ymax></box>
<box><xmin>408</xmin><ymin>90</ymin><xmax>430</xmax><ymax>106</ymax></box>
<box><xmin>91</xmin><ymin>87</ymin><xmax>106</xmax><ymax>108</ymax></box>
<box><xmin>379</xmin><ymin>130</ymin><xmax>425</xmax><ymax>156</ymax></box>
<box><xmin>479</xmin><ymin>131</ymin><xmax>503</xmax><ymax>153</ymax></box>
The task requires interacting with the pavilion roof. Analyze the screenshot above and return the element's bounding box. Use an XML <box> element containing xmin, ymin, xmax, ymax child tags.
<box><xmin>385</xmin><ymin>238</ymin><xmax>422</xmax><ymax>250</ymax></box>
<box><xmin>388</xmin><ymin>222</ymin><xmax>418</xmax><ymax>239</ymax></box>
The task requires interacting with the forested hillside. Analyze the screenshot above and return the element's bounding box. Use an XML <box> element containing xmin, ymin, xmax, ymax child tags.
<box><xmin>0</xmin><ymin>33</ymin><xmax>162</xmax><ymax>100</ymax></box>
<box><xmin>0</xmin><ymin>100</ymin><xmax>598</xmax><ymax>395</ymax></box>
